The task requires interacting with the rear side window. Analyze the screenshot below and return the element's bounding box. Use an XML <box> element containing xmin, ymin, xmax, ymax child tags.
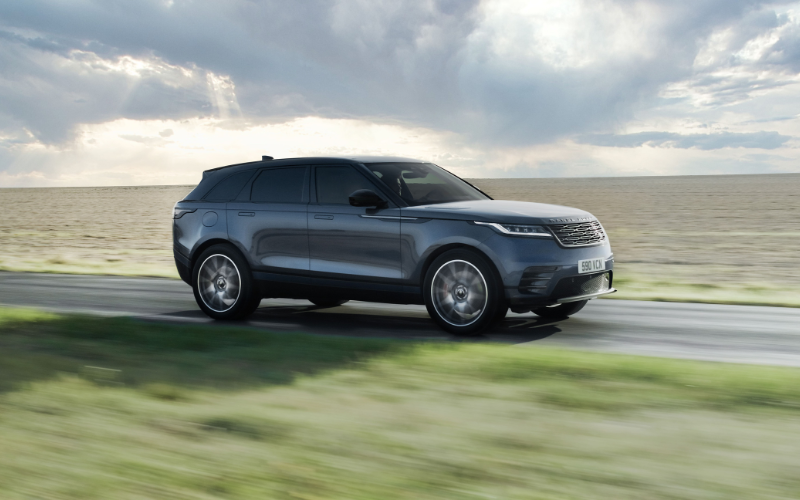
<box><xmin>251</xmin><ymin>167</ymin><xmax>306</xmax><ymax>203</ymax></box>
<box><xmin>316</xmin><ymin>166</ymin><xmax>377</xmax><ymax>205</ymax></box>
<box><xmin>203</xmin><ymin>171</ymin><xmax>253</xmax><ymax>201</ymax></box>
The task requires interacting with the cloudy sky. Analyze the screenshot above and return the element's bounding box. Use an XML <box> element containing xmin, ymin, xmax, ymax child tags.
<box><xmin>1</xmin><ymin>0</ymin><xmax>800</xmax><ymax>186</ymax></box>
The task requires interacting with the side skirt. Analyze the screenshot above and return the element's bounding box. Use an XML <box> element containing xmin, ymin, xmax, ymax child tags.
<box><xmin>253</xmin><ymin>271</ymin><xmax>424</xmax><ymax>305</ymax></box>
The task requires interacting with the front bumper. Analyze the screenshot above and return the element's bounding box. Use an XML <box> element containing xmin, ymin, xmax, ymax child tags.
<box><xmin>557</xmin><ymin>287</ymin><xmax>617</xmax><ymax>304</ymax></box>
<box><xmin>476</xmin><ymin>233</ymin><xmax>616</xmax><ymax>310</ymax></box>
<box><xmin>506</xmin><ymin>269</ymin><xmax>615</xmax><ymax>310</ymax></box>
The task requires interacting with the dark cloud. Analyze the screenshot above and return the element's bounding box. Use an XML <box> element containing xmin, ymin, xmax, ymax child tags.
<box><xmin>579</xmin><ymin>130</ymin><xmax>792</xmax><ymax>149</ymax></box>
<box><xmin>0</xmin><ymin>31</ymin><xmax>214</xmax><ymax>142</ymax></box>
<box><xmin>764</xmin><ymin>19</ymin><xmax>800</xmax><ymax>70</ymax></box>
<box><xmin>0</xmin><ymin>0</ymin><xmax>796</xmax><ymax>148</ymax></box>
<box><xmin>741</xmin><ymin>115</ymin><xmax>799</xmax><ymax>123</ymax></box>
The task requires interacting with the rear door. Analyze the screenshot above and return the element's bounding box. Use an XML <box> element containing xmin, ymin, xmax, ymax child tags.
<box><xmin>308</xmin><ymin>165</ymin><xmax>402</xmax><ymax>279</ymax></box>
<box><xmin>227</xmin><ymin>166</ymin><xmax>310</xmax><ymax>271</ymax></box>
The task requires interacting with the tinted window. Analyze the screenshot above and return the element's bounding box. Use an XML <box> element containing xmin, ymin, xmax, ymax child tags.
<box><xmin>316</xmin><ymin>166</ymin><xmax>378</xmax><ymax>205</ymax></box>
<box><xmin>367</xmin><ymin>162</ymin><xmax>488</xmax><ymax>206</ymax></box>
<box><xmin>251</xmin><ymin>167</ymin><xmax>306</xmax><ymax>203</ymax></box>
<box><xmin>203</xmin><ymin>171</ymin><xmax>253</xmax><ymax>201</ymax></box>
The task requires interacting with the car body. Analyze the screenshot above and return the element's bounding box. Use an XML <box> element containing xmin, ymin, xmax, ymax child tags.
<box><xmin>173</xmin><ymin>156</ymin><xmax>615</xmax><ymax>334</ymax></box>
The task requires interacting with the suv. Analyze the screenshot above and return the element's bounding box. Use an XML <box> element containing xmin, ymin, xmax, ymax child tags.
<box><xmin>173</xmin><ymin>156</ymin><xmax>615</xmax><ymax>335</ymax></box>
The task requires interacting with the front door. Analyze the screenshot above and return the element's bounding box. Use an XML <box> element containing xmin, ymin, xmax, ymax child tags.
<box><xmin>227</xmin><ymin>166</ymin><xmax>309</xmax><ymax>271</ymax></box>
<box><xmin>308</xmin><ymin>165</ymin><xmax>401</xmax><ymax>279</ymax></box>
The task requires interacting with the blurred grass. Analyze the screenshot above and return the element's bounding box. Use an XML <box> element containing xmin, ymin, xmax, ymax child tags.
<box><xmin>608</xmin><ymin>269</ymin><xmax>800</xmax><ymax>307</ymax></box>
<box><xmin>2</xmin><ymin>307</ymin><xmax>800</xmax><ymax>498</ymax></box>
<box><xmin>0</xmin><ymin>252</ymin><xmax>180</xmax><ymax>279</ymax></box>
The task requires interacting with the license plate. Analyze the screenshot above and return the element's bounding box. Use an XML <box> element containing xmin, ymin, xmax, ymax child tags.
<box><xmin>578</xmin><ymin>258</ymin><xmax>605</xmax><ymax>274</ymax></box>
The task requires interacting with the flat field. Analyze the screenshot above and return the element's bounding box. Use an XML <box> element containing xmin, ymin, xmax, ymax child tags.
<box><xmin>1</xmin><ymin>173</ymin><xmax>798</xmax><ymax>306</ymax></box>
<box><xmin>0</xmin><ymin>185</ymin><xmax>191</xmax><ymax>278</ymax></box>
<box><xmin>2</xmin><ymin>307</ymin><xmax>800</xmax><ymax>499</ymax></box>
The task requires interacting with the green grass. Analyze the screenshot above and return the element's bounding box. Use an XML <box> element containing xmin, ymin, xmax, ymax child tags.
<box><xmin>608</xmin><ymin>269</ymin><xmax>800</xmax><ymax>308</ymax></box>
<box><xmin>0</xmin><ymin>254</ymin><xmax>180</xmax><ymax>279</ymax></box>
<box><xmin>2</xmin><ymin>307</ymin><xmax>800</xmax><ymax>499</ymax></box>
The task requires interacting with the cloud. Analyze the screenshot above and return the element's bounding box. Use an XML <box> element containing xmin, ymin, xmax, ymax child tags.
<box><xmin>0</xmin><ymin>0</ymin><xmax>793</xmax><ymax>143</ymax></box>
<box><xmin>579</xmin><ymin>130</ymin><xmax>793</xmax><ymax>149</ymax></box>
<box><xmin>0</xmin><ymin>33</ymin><xmax>217</xmax><ymax>143</ymax></box>
<box><xmin>0</xmin><ymin>0</ymin><xmax>483</xmax><ymax>143</ymax></box>
<box><xmin>118</xmin><ymin>134</ymin><xmax>170</xmax><ymax>146</ymax></box>
<box><xmin>1</xmin><ymin>0</ymin><xmax>800</xmax><ymax>185</ymax></box>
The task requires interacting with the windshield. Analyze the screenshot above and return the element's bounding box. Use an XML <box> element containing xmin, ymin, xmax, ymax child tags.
<box><xmin>364</xmin><ymin>162</ymin><xmax>489</xmax><ymax>206</ymax></box>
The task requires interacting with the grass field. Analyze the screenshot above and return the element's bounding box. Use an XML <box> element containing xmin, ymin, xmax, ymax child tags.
<box><xmin>2</xmin><ymin>307</ymin><xmax>800</xmax><ymax>499</ymax></box>
<box><xmin>2</xmin><ymin>173</ymin><xmax>799</xmax><ymax>308</ymax></box>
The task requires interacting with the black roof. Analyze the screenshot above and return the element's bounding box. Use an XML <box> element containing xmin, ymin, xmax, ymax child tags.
<box><xmin>202</xmin><ymin>155</ymin><xmax>425</xmax><ymax>176</ymax></box>
<box><xmin>186</xmin><ymin>156</ymin><xmax>428</xmax><ymax>201</ymax></box>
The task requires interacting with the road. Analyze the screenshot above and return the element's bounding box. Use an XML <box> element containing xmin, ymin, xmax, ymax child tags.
<box><xmin>1</xmin><ymin>271</ymin><xmax>799</xmax><ymax>366</ymax></box>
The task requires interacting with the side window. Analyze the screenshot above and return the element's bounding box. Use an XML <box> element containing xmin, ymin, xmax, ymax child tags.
<box><xmin>251</xmin><ymin>167</ymin><xmax>306</xmax><ymax>203</ymax></box>
<box><xmin>316</xmin><ymin>166</ymin><xmax>377</xmax><ymax>205</ymax></box>
<box><xmin>203</xmin><ymin>171</ymin><xmax>253</xmax><ymax>201</ymax></box>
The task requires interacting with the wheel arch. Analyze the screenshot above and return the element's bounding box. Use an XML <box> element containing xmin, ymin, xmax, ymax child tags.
<box><xmin>190</xmin><ymin>238</ymin><xmax>249</xmax><ymax>273</ymax></box>
<box><xmin>418</xmin><ymin>243</ymin><xmax>503</xmax><ymax>290</ymax></box>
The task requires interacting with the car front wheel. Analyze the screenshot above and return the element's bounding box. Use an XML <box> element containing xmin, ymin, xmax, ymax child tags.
<box><xmin>192</xmin><ymin>244</ymin><xmax>261</xmax><ymax>320</ymax></box>
<box><xmin>424</xmin><ymin>249</ymin><xmax>504</xmax><ymax>336</ymax></box>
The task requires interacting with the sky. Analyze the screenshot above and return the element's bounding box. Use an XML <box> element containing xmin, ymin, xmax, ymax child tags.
<box><xmin>1</xmin><ymin>0</ymin><xmax>800</xmax><ymax>186</ymax></box>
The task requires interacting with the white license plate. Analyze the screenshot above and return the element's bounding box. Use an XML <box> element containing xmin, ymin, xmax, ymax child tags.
<box><xmin>578</xmin><ymin>258</ymin><xmax>605</xmax><ymax>274</ymax></box>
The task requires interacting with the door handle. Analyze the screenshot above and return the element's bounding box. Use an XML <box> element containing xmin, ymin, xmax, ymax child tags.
<box><xmin>238</xmin><ymin>211</ymin><xmax>255</xmax><ymax>217</ymax></box>
<box><xmin>314</xmin><ymin>214</ymin><xmax>334</xmax><ymax>220</ymax></box>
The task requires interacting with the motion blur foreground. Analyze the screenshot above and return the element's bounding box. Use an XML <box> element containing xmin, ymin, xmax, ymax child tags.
<box><xmin>173</xmin><ymin>156</ymin><xmax>615</xmax><ymax>335</ymax></box>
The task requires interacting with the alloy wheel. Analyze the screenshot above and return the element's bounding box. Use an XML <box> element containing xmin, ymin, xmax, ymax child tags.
<box><xmin>430</xmin><ymin>259</ymin><xmax>488</xmax><ymax>326</ymax></box>
<box><xmin>197</xmin><ymin>254</ymin><xmax>241</xmax><ymax>313</ymax></box>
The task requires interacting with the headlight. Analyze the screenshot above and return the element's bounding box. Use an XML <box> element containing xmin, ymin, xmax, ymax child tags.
<box><xmin>474</xmin><ymin>221</ymin><xmax>553</xmax><ymax>237</ymax></box>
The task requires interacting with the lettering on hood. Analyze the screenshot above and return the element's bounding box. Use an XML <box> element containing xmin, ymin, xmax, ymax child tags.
<box><xmin>548</xmin><ymin>217</ymin><xmax>595</xmax><ymax>223</ymax></box>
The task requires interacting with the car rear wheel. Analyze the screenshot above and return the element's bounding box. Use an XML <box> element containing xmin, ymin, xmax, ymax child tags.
<box><xmin>531</xmin><ymin>300</ymin><xmax>588</xmax><ymax>319</ymax></box>
<box><xmin>424</xmin><ymin>249</ymin><xmax>504</xmax><ymax>336</ymax></box>
<box><xmin>192</xmin><ymin>244</ymin><xmax>261</xmax><ymax>320</ymax></box>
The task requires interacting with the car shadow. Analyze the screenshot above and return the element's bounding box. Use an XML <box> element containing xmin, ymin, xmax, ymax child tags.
<box><xmin>153</xmin><ymin>302</ymin><xmax>566</xmax><ymax>344</ymax></box>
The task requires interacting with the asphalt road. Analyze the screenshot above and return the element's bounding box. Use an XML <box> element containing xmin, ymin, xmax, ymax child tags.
<box><xmin>2</xmin><ymin>271</ymin><xmax>799</xmax><ymax>366</ymax></box>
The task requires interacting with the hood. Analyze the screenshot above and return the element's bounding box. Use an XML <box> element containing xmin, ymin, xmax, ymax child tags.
<box><xmin>401</xmin><ymin>200</ymin><xmax>596</xmax><ymax>224</ymax></box>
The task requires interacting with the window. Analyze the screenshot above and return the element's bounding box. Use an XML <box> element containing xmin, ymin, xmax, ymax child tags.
<box><xmin>203</xmin><ymin>171</ymin><xmax>254</xmax><ymax>201</ymax></box>
<box><xmin>251</xmin><ymin>167</ymin><xmax>306</xmax><ymax>203</ymax></box>
<box><xmin>315</xmin><ymin>166</ymin><xmax>378</xmax><ymax>205</ymax></box>
<box><xmin>366</xmin><ymin>162</ymin><xmax>488</xmax><ymax>206</ymax></box>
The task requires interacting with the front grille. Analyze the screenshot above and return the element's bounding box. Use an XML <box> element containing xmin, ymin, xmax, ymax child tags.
<box><xmin>548</xmin><ymin>221</ymin><xmax>606</xmax><ymax>247</ymax></box>
<box><xmin>551</xmin><ymin>272</ymin><xmax>610</xmax><ymax>300</ymax></box>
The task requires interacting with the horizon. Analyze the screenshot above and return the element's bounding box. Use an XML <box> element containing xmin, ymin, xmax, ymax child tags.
<box><xmin>2</xmin><ymin>169</ymin><xmax>799</xmax><ymax>190</ymax></box>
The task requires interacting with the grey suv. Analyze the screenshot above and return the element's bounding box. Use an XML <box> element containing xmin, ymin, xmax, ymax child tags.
<box><xmin>173</xmin><ymin>156</ymin><xmax>615</xmax><ymax>335</ymax></box>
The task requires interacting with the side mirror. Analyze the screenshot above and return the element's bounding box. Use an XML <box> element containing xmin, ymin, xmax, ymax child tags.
<box><xmin>349</xmin><ymin>189</ymin><xmax>387</xmax><ymax>208</ymax></box>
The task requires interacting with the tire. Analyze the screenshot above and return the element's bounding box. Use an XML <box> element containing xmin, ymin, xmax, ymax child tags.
<box><xmin>531</xmin><ymin>300</ymin><xmax>588</xmax><ymax>319</ymax></box>
<box><xmin>192</xmin><ymin>244</ymin><xmax>261</xmax><ymax>320</ymax></box>
<box><xmin>424</xmin><ymin>249</ymin><xmax>504</xmax><ymax>336</ymax></box>
<box><xmin>309</xmin><ymin>299</ymin><xmax>349</xmax><ymax>308</ymax></box>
